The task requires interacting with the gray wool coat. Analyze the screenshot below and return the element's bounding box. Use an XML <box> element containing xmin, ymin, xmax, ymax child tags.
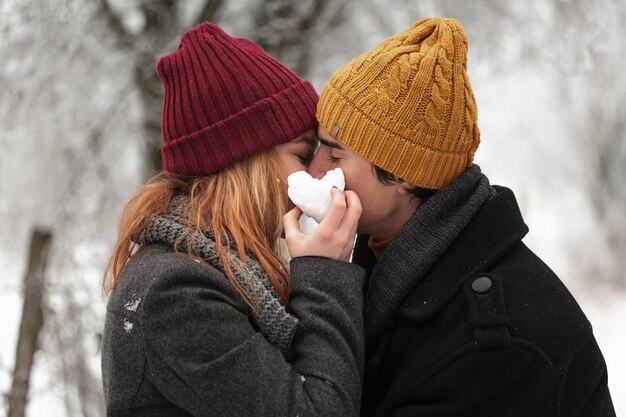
<box><xmin>101</xmin><ymin>244</ymin><xmax>365</xmax><ymax>416</ymax></box>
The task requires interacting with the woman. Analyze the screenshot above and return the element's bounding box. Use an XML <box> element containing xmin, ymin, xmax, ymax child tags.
<box><xmin>101</xmin><ymin>23</ymin><xmax>364</xmax><ymax>416</ymax></box>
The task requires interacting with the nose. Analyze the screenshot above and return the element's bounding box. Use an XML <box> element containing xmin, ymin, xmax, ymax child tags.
<box><xmin>307</xmin><ymin>152</ymin><xmax>329</xmax><ymax>179</ymax></box>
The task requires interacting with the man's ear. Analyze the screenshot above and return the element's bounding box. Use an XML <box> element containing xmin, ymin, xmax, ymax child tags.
<box><xmin>395</xmin><ymin>181</ymin><xmax>414</xmax><ymax>196</ymax></box>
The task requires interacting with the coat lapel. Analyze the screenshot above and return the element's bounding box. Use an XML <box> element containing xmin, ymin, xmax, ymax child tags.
<box><xmin>397</xmin><ymin>186</ymin><xmax>528</xmax><ymax>322</ymax></box>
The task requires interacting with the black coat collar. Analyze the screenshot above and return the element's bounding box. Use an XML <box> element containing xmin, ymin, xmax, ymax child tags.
<box><xmin>395</xmin><ymin>186</ymin><xmax>528</xmax><ymax>322</ymax></box>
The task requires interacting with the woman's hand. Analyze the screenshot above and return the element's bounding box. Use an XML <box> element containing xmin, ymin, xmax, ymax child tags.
<box><xmin>284</xmin><ymin>188</ymin><xmax>362</xmax><ymax>262</ymax></box>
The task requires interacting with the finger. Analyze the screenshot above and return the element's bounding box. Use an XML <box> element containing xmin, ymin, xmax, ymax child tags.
<box><xmin>339</xmin><ymin>190</ymin><xmax>362</xmax><ymax>234</ymax></box>
<box><xmin>318</xmin><ymin>187</ymin><xmax>347</xmax><ymax>231</ymax></box>
<box><xmin>283</xmin><ymin>207</ymin><xmax>303</xmax><ymax>240</ymax></box>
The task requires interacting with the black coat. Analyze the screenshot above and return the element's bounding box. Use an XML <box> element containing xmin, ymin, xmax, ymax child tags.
<box><xmin>355</xmin><ymin>186</ymin><xmax>615</xmax><ymax>417</ymax></box>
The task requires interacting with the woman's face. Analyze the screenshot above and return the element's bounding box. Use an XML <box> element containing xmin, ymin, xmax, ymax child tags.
<box><xmin>275</xmin><ymin>129</ymin><xmax>318</xmax><ymax>176</ymax></box>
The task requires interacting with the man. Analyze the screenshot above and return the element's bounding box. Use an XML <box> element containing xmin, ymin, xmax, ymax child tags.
<box><xmin>308</xmin><ymin>17</ymin><xmax>615</xmax><ymax>416</ymax></box>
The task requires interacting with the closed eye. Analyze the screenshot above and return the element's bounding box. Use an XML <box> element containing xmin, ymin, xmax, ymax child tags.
<box><xmin>297</xmin><ymin>154</ymin><xmax>313</xmax><ymax>165</ymax></box>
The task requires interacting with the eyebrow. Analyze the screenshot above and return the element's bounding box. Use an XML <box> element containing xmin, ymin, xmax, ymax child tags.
<box><xmin>291</xmin><ymin>135</ymin><xmax>316</xmax><ymax>145</ymax></box>
<box><xmin>318</xmin><ymin>137</ymin><xmax>345</xmax><ymax>150</ymax></box>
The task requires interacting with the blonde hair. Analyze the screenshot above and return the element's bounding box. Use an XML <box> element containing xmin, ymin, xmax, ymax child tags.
<box><xmin>103</xmin><ymin>148</ymin><xmax>289</xmax><ymax>308</ymax></box>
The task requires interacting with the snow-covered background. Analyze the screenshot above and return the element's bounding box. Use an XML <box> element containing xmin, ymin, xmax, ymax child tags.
<box><xmin>1</xmin><ymin>0</ymin><xmax>625</xmax><ymax>415</ymax></box>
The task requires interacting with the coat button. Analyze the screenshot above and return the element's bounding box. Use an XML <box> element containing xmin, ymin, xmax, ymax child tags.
<box><xmin>471</xmin><ymin>276</ymin><xmax>493</xmax><ymax>293</ymax></box>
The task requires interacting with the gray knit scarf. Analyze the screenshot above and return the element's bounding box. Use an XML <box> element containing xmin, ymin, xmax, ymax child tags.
<box><xmin>135</xmin><ymin>197</ymin><xmax>298</xmax><ymax>356</ymax></box>
<box><xmin>364</xmin><ymin>164</ymin><xmax>495</xmax><ymax>351</ymax></box>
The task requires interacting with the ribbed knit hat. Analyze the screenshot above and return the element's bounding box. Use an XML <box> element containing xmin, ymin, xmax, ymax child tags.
<box><xmin>157</xmin><ymin>22</ymin><xmax>319</xmax><ymax>177</ymax></box>
<box><xmin>317</xmin><ymin>18</ymin><xmax>479</xmax><ymax>189</ymax></box>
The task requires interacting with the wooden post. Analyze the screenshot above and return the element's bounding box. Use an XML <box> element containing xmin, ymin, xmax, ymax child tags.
<box><xmin>7</xmin><ymin>229</ymin><xmax>52</xmax><ymax>417</ymax></box>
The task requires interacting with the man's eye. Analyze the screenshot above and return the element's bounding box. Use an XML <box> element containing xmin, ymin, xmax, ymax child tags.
<box><xmin>328</xmin><ymin>155</ymin><xmax>340</xmax><ymax>163</ymax></box>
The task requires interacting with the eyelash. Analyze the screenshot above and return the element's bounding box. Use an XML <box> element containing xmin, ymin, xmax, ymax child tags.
<box><xmin>328</xmin><ymin>155</ymin><xmax>340</xmax><ymax>163</ymax></box>
<box><xmin>297</xmin><ymin>155</ymin><xmax>312</xmax><ymax>165</ymax></box>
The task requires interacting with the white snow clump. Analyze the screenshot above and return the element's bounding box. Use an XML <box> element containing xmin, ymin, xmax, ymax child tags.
<box><xmin>287</xmin><ymin>168</ymin><xmax>345</xmax><ymax>224</ymax></box>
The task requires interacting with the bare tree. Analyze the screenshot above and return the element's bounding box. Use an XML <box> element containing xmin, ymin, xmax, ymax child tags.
<box><xmin>100</xmin><ymin>0</ymin><xmax>225</xmax><ymax>176</ymax></box>
<box><xmin>7</xmin><ymin>229</ymin><xmax>52</xmax><ymax>417</ymax></box>
<box><xmin>253</xmin><ymin>0</ymin><xmax>333</xmax><ymax>77</ymax></box>
<box><xmin>0</xmin><ymin>0</ymin><xmax>205</xmax><ymax>414</ymax></box>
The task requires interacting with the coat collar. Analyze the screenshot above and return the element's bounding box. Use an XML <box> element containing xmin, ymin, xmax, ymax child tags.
<box><xmin>395</xmin><ymin>186</ymin><xmax>528</xmax><ymax>322</ymax></box>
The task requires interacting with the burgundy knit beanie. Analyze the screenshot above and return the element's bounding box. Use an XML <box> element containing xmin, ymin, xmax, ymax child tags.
<box><xmin>156</xmin><ymin>22</ymin><xmax>319</xmax><ymax>177</ymax></box>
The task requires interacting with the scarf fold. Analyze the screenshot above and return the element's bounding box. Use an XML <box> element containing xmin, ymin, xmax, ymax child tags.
<box><xmin>364</xmin><ymin>164</ymin><xmax>495</xmax><ymax>351</ymax></box>
<box><xmin>136</xmin><ymin>197</ymin><xmax>298</xmax><ymax>356</ymax></box>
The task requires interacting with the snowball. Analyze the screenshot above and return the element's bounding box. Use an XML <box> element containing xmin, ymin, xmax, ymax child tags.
<box><xmin>288</xmin><ymin>168</ymin><xmax>345</xmax><ymax>224</ymax></box>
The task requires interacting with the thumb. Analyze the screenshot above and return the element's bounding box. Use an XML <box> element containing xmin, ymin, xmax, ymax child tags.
<box><xmin>283</xmin><ymin>206</ymin><xmax>303</xmax><ymax>238</ymax></box>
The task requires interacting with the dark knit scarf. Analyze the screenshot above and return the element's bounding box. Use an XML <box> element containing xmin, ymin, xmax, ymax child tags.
<box><xmin>135</xmin><ymin>197</ymin><xmax>298</xmax><ymax>356</ymax></box>
<box><xmin>364</xmin><ymin>164</ymin><xmax>495</xmax><ymax>351</ymax></box>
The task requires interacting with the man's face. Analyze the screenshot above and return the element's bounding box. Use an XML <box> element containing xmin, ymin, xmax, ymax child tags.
<box><xmin>308</xmin><ymin>126</ymin><xmax>405</xmax><ymax>238</ymax></box>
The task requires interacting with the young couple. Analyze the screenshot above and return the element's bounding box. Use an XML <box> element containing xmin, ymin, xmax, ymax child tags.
<box><xmin>101</xmin><ymin>18</ymin><xmax>615</xmax><ymax>417</ymax></box>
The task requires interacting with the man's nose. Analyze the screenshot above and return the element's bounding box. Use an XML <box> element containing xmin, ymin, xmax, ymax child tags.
<box><xmin>307</xmin><ymin>154</ymin><xmax>327</xmax><ymax>179</ymax></box>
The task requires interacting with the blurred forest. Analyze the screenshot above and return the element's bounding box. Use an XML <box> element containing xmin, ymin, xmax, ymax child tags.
<box><xmin>1</xmin><ymin>0</ymin><xmax>625</xmax><ymax>415</ymax></box>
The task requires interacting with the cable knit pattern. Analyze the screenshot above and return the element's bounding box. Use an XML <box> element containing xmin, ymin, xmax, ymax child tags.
<box><xmin>424</xmin><ymin>24</ymin><xmax>454</xmax><ymax>142</ymax></box>
<box><xmin>364</xmin><ymin>165</ymin><xmax>495</xmax><ymax>352</ymax></box>
<box><xmin>135</xmin><ymin>198</ymin><xmax>298</xmax><ymax>356</ymax></box>
<box><xmin>317</xmin><ymin>18</ymin><xmax>480</xmax><ymax>190</ymax></box>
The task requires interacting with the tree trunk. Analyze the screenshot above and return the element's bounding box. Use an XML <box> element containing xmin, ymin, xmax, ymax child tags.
<box><xmin>254</xmin><ymin>0</ymin><xmax>331</xmax><ymax>77</ymax></box>
<box><xmin>7</xmin><ymin>229</ymin><xmax>52</xmax><ymax>417</ymax></box>
<box><xmin>135</xmin><ymin>0</ymin><xmax>225</xmax><ymax>177</ymax></box>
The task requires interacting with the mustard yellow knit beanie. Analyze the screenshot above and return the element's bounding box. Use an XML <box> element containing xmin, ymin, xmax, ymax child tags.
<box><xmin>317</xmin><ymin>18</ymin><xmax>479</xmax><ymax>189</ymax></box>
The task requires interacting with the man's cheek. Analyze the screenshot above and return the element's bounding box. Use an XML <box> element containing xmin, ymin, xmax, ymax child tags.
<box><xmin>342</xmin><ymin>176</ymin><xmax>353</xmax><ymax>192</ymax></box>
